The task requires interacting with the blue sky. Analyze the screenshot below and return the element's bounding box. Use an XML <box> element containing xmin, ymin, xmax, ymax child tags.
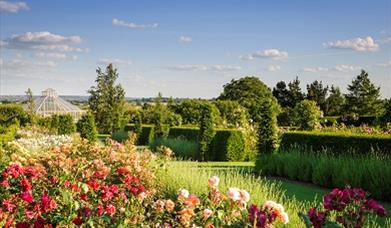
<box><xmin>1</xmin><ymin>0</ymin><xmax>390</xmax><ymax>98</ymax></box>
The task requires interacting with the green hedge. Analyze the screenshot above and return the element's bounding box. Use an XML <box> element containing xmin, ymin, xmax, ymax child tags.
<box><xmin>209</xmin><ymin>130</ymin><xmax>246</xmax><ymax>161</ymax></box>
<box><xmin>168</xmin><ymin>127</ymin><xmax>200</xmax><ymax>141</ymax></box>
<box><xmin>124</xmin><ymin>124</ymin><xmax>155</xmax><ymax>145</ymax></box>
<box><xmin>255</xmin><ymin>150</ymin><xmax>391</xmax><ymax>201</ymax></box>
<box><xmin>149</xmin><ymin>138</ymin><xmax>199</xmax><ymax>160</ymax></box>
<box><xmin>280</xmin><ymin>131</ymin><xmax>391</xmax><ymax>155</ymax></box>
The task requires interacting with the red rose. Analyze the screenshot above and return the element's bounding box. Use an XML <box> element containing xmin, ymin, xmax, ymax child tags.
<box><xmin>105</xmin><ymin>204</ymin><xmax>116</xmax><ymax>216</ymax></box>
<box><xmin>2</xmin><ymin>199</ymin><xmax>16</xmax><ymax>212</ymax></box>
<box><xmin>16</xmin><ymin>222</ymin><xmax>30</xmax><ymax>228</ymax></box>
<box><xmin>73</xmin><ymin>216</ymin><xmax>83</xmax><ymax>225</ymax></box>
<box><xmin>87</xmin><ymin>179</ymin><xmax>100</xmax><ymax>191</ymax></box>
<box><xmin>20</xmin><ymin>191</ymin><xmax>33</xmax><ymax>203</ymax></box>
<box><xmin>20</xmin><ymin>178</ymin><xmax>32</xmax><ymax>191</ymax></box>
<box><xmin>64</xmin><ymin>180</ymin><xmax>71</xmax><ymax>188</ymax></box>
<box><xmin>97</xmin><ymin>204</ymin><xmax>105</xmax><ymax>216</ymax></box>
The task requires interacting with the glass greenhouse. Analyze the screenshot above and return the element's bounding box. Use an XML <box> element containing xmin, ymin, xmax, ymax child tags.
<box><xmin>34</xmin><ymin>88</ymin><xmax>85</xmax><ymax>120</ymax></box>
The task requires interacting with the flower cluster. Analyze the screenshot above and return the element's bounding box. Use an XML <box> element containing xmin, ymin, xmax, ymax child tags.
<box><xmin>146</xmin><ymin>175</ymin><xmax>288</xmax><ymax>227</ymax></box>
<box><xmin>248</xmin><ymin>201</ymin><xmax>289</xmax><ymax>228</ymax></box>
<box><xmin>301</xmin><ymin>187</ymin><xmax>387</xmax><ymax>228</ymax></box>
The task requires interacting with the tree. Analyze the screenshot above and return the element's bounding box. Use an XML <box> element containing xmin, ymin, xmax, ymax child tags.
<box><xmin>77</xmin><ymin>112</ymin><xmax>98</xmax><ymax>141</ymax></box>
<box><xmin>273</xmin><ymin>81</ymin><xmax>291</xmax><ymax>108</ymax></box>
<box><xmin>214</xmin><ymin>100</ymin><xmax>248</xmax><ymax>128</ymax></box>
<box><xmin>345</xmin><ymin>70</ymin><xmax>382</xmax><ymax>116</ymax></box>
<box><xmin>25</xmin><ymin>88</ymin><xmax>36</xmax><ymax>124</ymax></box>
<box><xmin>218</xmin><ymin>76</ymin><xmax>280</xmax><ymax>154</ymax></box>
<box><xmin>57</xmin><ymin>114</ymin><xmax>76</xmax><ymax>135</ymax></box>
<box><xmin>293</xmin><ymin>100</ymin><xmax>323</xmax><ymax>130</ymax></box>
<box><xmin>378</xmin><ymin>99</ymin><xmax>391</xmax><ymax>128</ymax></box>
<box><xmin>88</xmin><ymin>64</ymin><xmax>125</xmax><ymax>133</ymax></box>
<box><xmin>306</xmin><ymin>80</ymin><xmax>328</xmax><ymax>112</ymax></box>
<box><xmin>175</xmin><ymin>99</ymin><xmax>205</xmax><ymax>124</ymax></box>
<box><xmin>199</xmin><ymin>103</ymin><xmax>217</xmax><ymax>161</ymax></box>
<box><xmin>288</xmin><ymin>76</ymin><xmax>305</xmax><ymax>108</ymax></box>
<box><xmin>325</xmin><ymin>85</ymin><xmax>345</xmax><ymax>116</ymax></box>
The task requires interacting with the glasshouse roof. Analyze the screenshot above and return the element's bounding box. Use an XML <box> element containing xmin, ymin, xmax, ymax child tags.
<box><xmin>34</xmin><ymin>88</ymin><xmax>85</xmax><ymax>119</ymax></box>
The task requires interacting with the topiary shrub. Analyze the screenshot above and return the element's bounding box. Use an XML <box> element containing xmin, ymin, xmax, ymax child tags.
<box><xmin>76</xmin><ymin>112</ymin><xmax>97</xmax><ymax>142</ymax></box>
<box><xmin>57</xmin><ymin>114</ymin><xmax>76</xmax><ymax>135</ymax></box>
<box><xmin>124</xmin><ymin>124</ymin><xmax>155</xmax><ymax>145</ymax></box>
<box><xmin>209</xmin><ymin>129</ymin><xmax>246</xmax><ymax>161</ymax></box>
<box><xmin>293</xmin><ymin>99</ymin><xmax>322</xmax><ymax>130</ymax></box>
<box><xmin>256</xmin><ymin>98</ymin><xmax>280</xmax><ymax>154</ymax></box>
<box><xmin>168</xmin><ymin>127</ymin><xmax>200</xmax><ymax>141</ymax></box>
<box><xmin>198</xmin><ymin>103</ymin><xmax>217</xmax><ymax>161</ymax></box>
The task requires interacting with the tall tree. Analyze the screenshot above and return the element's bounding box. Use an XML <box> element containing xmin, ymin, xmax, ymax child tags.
<box><xmin>288</xmin><ymin>76</ymin><xmax>304</xmax><ymax>108</ymax></box>
<box><xmin>25</xmin><ymin>88</ymin><xmax>35</xmax><ymax>124</ymax></box>
<box><xmin>306</xmin><ymin>80</ymin><xmax>328</xmax><ymax>112</ymax></box>
<box><xmin>88</xmin><ymin>64</ymin><xmax>125</xmax><ymax>133</ymax></box>
<box><xmin>273</xmin><ymin>81</ymin><xmax>291</xmax><ymax>108</ymax></box>
<box><xmin>325</xmin><ymin>85</ymin><xmax>345</xmax><ymax>116</ymax></box>
<box><xmin>345</xmin><ymin>70</ymin><xmax>382</xmax><ymax>116</ymax></box>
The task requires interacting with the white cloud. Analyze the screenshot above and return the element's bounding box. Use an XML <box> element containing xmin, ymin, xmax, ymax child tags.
<box><xmin>266</xmin><ymin>65</ymin><xmax>281</xmax><ymax>72</ymax></box>
<box><xmin>333</xmin><ymin>65</ymin><xmax>360</xmax><ymax>72</ymax></box>
<box><xmin>179</xmin><ymin>36</ymin><xmax>192</xmax><ymax>43</ymax></box>
<box><xmin>1</xmin><ymin>58</ymin><xmax>57</xmax><ymax>72</ymax></box>
<box><xmin>302</xmin><ymin>67</ymin><xmax>329</xmax><ymax>73</ymax></box>
<box><xmin>112</xmin><ymin>18</ymin><xmax>158</xmax><ymax>29</ymax></box>
<box><xmin>35</xmin><ymin>52</ymin><xmax>78</xmax><ymax>61</ymax></box>
<box><xmin>240</xmin><ymin>49</ymin><xmax>288</xmax><ymax>60</ymax></box>
<box><xmin>164</xmin><ymin>64</ymin><xmax>241</xmax><ymax>72</ymax></box>
<box><xmin>324</xmin><ymin>36</ymin><xmax>379</xmax><ymax>52</ymax></box>
<box><xmin>376</xmin><ymin>61</ymin><xmax>391</xmax><ymax>67</ymax></box>
<box><xmin>0</xmin><ymin>0</ymin><xmax>29</xmax><ymax>13</ymax></box>
<box><xmin>98</xmin><ymin>58</ymin><xmax>132</xmax><ymax>67</ymax></box>
<box><xmin>302</xmin><ymin>65</ymin><xmax>360</xmax><ymax>73</ymax></box>
<box><xmin>1</xmin><ymin>31</ymin><xmax>87</xmax><ymax>52</ymax></box>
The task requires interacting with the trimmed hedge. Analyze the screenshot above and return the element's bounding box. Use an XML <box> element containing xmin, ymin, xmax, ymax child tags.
<box><xmin>280</xmin><ymin>131</ymin><xmax>391</xmax><ymax>155</ymax></box>
<box><xmin>255</xmin><ymin>150</ymin><xmax>391</xmax><ymax>201</ymax></box>
<box><xmin>124</xmin><ymin>124</ymin><xmax>155</xmax><ymax>145</ymax></box>
<box><xmin>209</xmin><ymin>130</ymin><xmax>246</xmax><ymax>161</ymax></box>
<box><xmin>168</xmin><ymin>127</ymin><xmax>200</xmax><ymax>141</ymax></box>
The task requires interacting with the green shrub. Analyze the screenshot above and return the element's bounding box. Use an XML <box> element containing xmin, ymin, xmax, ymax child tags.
<box><xmin>149</xmin><ymin>138</ymin><xmax>199</xmax><ymax>159</ymax></box>
<box><xmin>293</xmin><ymin>99</ymin><xmax>322</xmax><ymax>130</ymax></box>
<box><xmin>57</xmin><ymin>114</ymin><xmax>76</xmax><ymax>135</ymax></box>
<box><xmin>255</xmin><ymin>150</ymin><xmax>391</xmax><ymax>201</ymax></box>
<box><xmin>198</xmin><ymin>103</ymin><xmax>217</xmax><ymax>161</ymax></box>
<box><xmin>0</xmin><ymin>104</ymin><xmax>28</xmax><ymax>127</ymax></box>
<box><xmin>256</xmin><ymin>98</ymin><xmax>280</xmax><ymax>154</ymax></box>
<box><xmin>76</xmin><ymin>112</ymin><xmax>97</xmax><ymax>141</ymax></box>
<box><xmin>280</xmin><ymin>131</ymin><xmax>391</xmax><ymax>155</ymax></box>
<box><xmin>209</xmin><ymin>130</ymin><xmax>246</xmax><ymax>161</ymax></box>
<box><xmin>124</xmin><ymin>124</ymin><xmax>155</xmax><ymax>145</ymax></box>
<box><xmin>111</xmin><ymin>129</ymin><xmax>130</xmax><ymax>142</ymax></box>
<box><xmin>168</xmin><ymin>127</ymin><xmax>200</xmax><ymax>141</ymax></box>
<box><xmin>320</xmin><ymin>116</ymin><xmax>338</xmax><ymax>127</ymax></box>
<box><xmin>0</xmin><ymin>124</ymin><xmax>18</xmax><ymax>147</ymax></box>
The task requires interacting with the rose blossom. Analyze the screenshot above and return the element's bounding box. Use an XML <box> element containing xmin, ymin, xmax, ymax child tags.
<box><xmin>203</xmin><ymin>208</ymin><xmax>213</xmax><ymax>220</ymax></box>
<box><xmin>280</xmin><ymin>212</ymin><xmax>289</xmax><ymax>224</ymax></box>
<box><xmin>20</xmin><ymin>191</ymin><xmax>33</xmax><ymax>203</ymax></box>
<box><xmin>208</xmin><ymin>176</ymin><xmax>220</xmax><ymax>188</ymax></box>
<box><xmin>178</xmin><ymin>188</ymin><xmax>189</xmax><ymax>200</ymax></box>
<box><xmin>240</xmin><ymin>189</ymin><xmax>250</xmax><ymax>202</ymax></box>
<box><xmin>227</xmin><ymin>187</ymin><xmax>241</xmax><ymax>201</ymax></box>
<box><xmin>106</xmin><ymin>204</ymin><xmax>116</xmax><ymax>216</ymax></box>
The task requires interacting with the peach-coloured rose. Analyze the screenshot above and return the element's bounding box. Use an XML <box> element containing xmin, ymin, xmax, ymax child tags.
<box><xmin>280</xmin><ymin>211</ymin><xmax>289</xmax><ymax>224</ymax></box>
<box><xmin>203</xmin><ymin>208</ymin><xmax>213</xmax><ymax>220</ymax></box>
<box><xmin>227</xmin><ymin>187</ymin><xmax>241</xmax><ymax>201</ymax></box>
<box><xmin>208</xmin><ymin>176</ymin><xmax>220</xmax><ymax>188</ymax></box>
<box><xmin>178</xmin><ymin>208</ymin><xmax>194</xmax><ymax>223</ymax></box>
<box><xmin>184</xmin><ymin>194</ymin><xmax>200</xmax><ymax>207</ymax></box>
<box><xmin>239</xmin><ymin>189</ymin><xmax>250</xmax><ymax>202</ymax></box>
<box><xmin>263</xmin><ymin>200</ymin><xmax>277</xmax><ymax>210</ymax></box>
<box><xmin>154</xmin><ymin>200</ymin><xmax>165</xmax><ymax>213</ymax></box>
<box><xmin>165</xmin><ymin>199</ymin><xmax>175</xmax><ymax>212</ymax></box>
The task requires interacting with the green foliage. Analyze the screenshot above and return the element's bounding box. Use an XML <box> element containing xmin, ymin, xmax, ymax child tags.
<box><xmin>149</xmin><ymin>138</ymin><xmax>199</xmax><ymax>159</ymax></box>
<box><xmin>320</xmin><ymin>116</ymin><xmax>338</xmax><ymax>127</ymax></box>
<box><xmin>255</xmin><ymin>149</ymin><xmax>391</xmax><ymax>201</ymax></box>
<box><xmin>280</xmin><ymin>131</ymin><xmax>391</xmax><ymax>155</ymax></box>
<box><xmin>277</xmin><ymin>107</ymin><xmax>295</xmax><ymax>126</ymax></box>
<box><xmin>293</xmin><ymin>100</ymin><xmax>323</xmax><ymax>130</ymax></box>
<box><xmin>345</xmin><ymin>70</ymin><xmax>382</xmax><ymax>116</ymax></box>
<box><xmin>325</xmin><ymin>85</ymin><xmax>345</xmax><ymax>116</ymax></box>
<box><xmin>88</xmin><ymin>64</ymin><xmax>126</xmax><ymax>133</ymax></box>
<box><xmin>111</xmin><ymin>129</ymin><xmax>130</xmax><ymax>142</ymax></box>
<box><xmin>0</xmin><ymin>124</ymin><xmax>18</xmax><ymax>147</ymax></box>
<box><xmin>57</xmin><ymin>114</ymin><xmax>76</xmax><ymax>135</ymax></box>
<box><xmin>273</xmin><ymin>81</ymin><xmax>292</xmax><ymax>108</ymax></box>
<box><xmin>217</xmin><ymin>76</ymin><xmax>279</xmax><ymax>155</ymax></box>
<box><xmin>76</xmin><ymin>112</ymin><xmax>98</xmax><ymax>141</ymax></box>
<box><xmin>198</xmin><ymin>103</ymin><xmax>217</xmax><ymax>161</ymax></box>
<box><xmin>168</xmin><ymin>126</ymin><xmax>200</xmax><ymax>141</ymax></box>
<box><xmin>25</xmin><ymin>88</ymin><xmax>36</xmax><ymax>125</ymax></box>
<box><xmin>134</xmin><ymin>111</ymin><xmax>143</xmax><ymax>139</ymax></box>
<box><xmin>213</xmin><ymin>100</ymin><xmax>248</xmax><ymax>128</ymax></box>
<box><xmin>210</xmin><ymin>130</ymin><xmax>246</xmax><ymax>161</ymax></box>
<box><xmin>288</xmin><ymin>76</ymin><xmax>305</xmax><ymax>108</ymax></box>
<box><xmin>306</xmin><ymin>80</ymin><xmax>328</xmax><ymax>112</ymax></box>
<box><xmin>124</xmin><ymin>124</ymin><xmax>155</xmax><ymax>145</ymax></box>
<box><xmin>378</xmin><ymin>99</ymin><xmax>391</xmax><ymax>127</ymax></box>
<box><xmin>173</xmin><ymin>99</ymin><xmax>205</xmax><ymax>125</ymax></box>
<box><xmin>0</xmin><ymin>104</ymin><xmax>28</xmax><ymax>127</ymax></box>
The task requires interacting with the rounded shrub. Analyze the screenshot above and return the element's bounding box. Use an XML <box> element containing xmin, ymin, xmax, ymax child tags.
<box><xmin>76</xmin><ymin>112</ymin><xmax>98</xmax><ymax>142</ymax></box>
<box><xmin>293</xmin><ymin>99</ymin><xmax>323</xmax><ymax>130</ymax></box>
<box><xmin>57</xmin><ymin>114</ymin><xmax>76</xmax><ymax>135</ymax></box>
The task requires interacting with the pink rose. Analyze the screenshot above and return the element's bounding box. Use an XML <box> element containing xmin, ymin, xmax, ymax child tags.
<box><xmin>227</xmin><ymin>187</ymin><xmax>241</xmax><ymax>201</ymax></box>
<box><xmin>208</xmin><ymin>176</ymin><xmax>220</xmax><ymax>188</ymax></box>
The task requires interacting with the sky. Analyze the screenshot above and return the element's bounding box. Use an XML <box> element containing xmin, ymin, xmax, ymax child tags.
<box><xmin>0</xmin><ymin>0</ymin><xmax>390</xmax><ymax>98</ymax></box>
